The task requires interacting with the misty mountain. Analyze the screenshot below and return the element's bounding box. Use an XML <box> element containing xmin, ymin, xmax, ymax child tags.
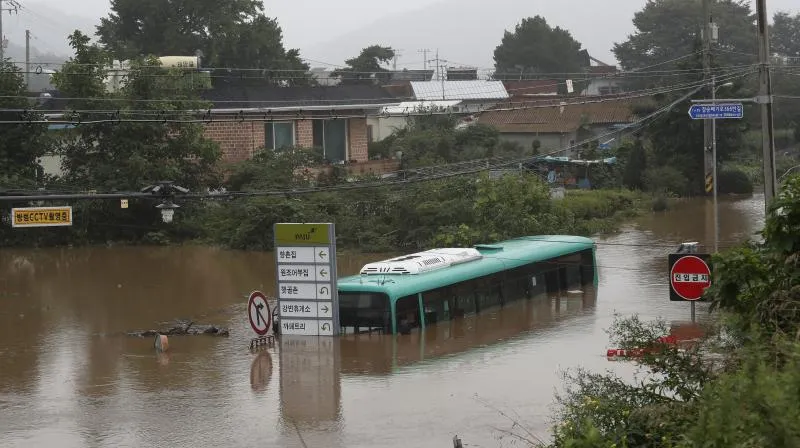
<box><xmin>302</xmin><ymin>0</ymin><xmax>800</xmax><ymax>71</ymax></box>
<box><xmin>2</xmin><ymin>0</ymin><xmax>97</xmax><ymax>63</ymax></box>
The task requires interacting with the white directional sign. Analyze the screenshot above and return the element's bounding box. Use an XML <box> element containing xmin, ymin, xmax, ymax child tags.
<box><xmin>274</xmin><ymin>223</ymin><xmax>340</xmax><ymax>336</ymax></box>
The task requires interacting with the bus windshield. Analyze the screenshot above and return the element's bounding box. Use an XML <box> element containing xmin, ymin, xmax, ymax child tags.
<box><xmin>338</xmin><ymin>292</ymin><xmax>390</xmax><ymax>334</ymax></box>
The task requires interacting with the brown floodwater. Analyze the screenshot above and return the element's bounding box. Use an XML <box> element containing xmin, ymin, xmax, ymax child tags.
<box><xmin>0</xmin><ymin>194</ymin><xmax>765</xmax><ymax>448</ymax></box>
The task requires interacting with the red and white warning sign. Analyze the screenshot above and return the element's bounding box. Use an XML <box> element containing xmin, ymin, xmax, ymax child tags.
<box><xmin>248</xmin><ymin>291</ymin><xmax>272</xmax><ymax>336</ymax></box>
<box><xmin>669</xmin><ymin>254</ymin><xmax>712</xmax><ymax>301</ymax></box>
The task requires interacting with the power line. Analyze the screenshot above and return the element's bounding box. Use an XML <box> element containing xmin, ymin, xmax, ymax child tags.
<box><xmin>0</xmin><ymin>67</ymin><xmax>756</xmax><ymax>120</ymax></box>
<box><xmin>0</xmin><ymin>82</ymin><xmax>713</xmax><ymax>204</ymax></box>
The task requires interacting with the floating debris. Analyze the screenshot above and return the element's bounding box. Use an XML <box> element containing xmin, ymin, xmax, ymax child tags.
<box><xmin>127</xmin><ymin>319</ymin><xmax>230</xmax><ymax>338</ymax></box>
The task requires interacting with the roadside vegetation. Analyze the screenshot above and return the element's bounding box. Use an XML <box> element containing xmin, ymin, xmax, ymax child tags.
<box><xmin>523</xmin><ymin>174</ymin><xmax>800</xmax><ymax>447</ymax></box>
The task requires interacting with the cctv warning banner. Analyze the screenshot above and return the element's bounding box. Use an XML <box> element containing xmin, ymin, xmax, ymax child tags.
<box><xmin>11</xmin><ymin>206</ymin><xmax>73</xmax><ymax>228</ymax></box>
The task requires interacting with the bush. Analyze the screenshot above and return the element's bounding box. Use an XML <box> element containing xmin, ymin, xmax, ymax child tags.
<box><xmin>643</xmin><ymin>166</ymin><xmax>689</xmax><ymax>196</ymax></box>
<box><xmin>652</xmin><ymin>195</ymin><xmax>669</xmax><ymax>212</ymax></box>
<box><xmin>717</xmin><ymin>168</ymin><xmax>754</xmax><ymax>195</ymax></box>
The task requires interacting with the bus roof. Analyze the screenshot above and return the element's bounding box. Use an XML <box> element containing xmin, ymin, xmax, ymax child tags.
<box><xmin>337</xmin><ymin>235</ymin><xmax>595</xmax><ymax>299</ymax></box>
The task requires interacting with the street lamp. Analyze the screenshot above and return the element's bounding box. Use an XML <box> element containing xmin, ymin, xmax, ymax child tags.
<box><xmin>711</xmin><ymin>78</ymin><xmax>734</xmax><ymax>253</ymax></box>
<box><xmin>156</xmin><ymin>201</ymin><xmax>180</xmax><ymax>223</ymax></box>
<box><xmin>142</xmin><ymin>181</ymin><xmax>189</xmax><ymax>224</ymax></box>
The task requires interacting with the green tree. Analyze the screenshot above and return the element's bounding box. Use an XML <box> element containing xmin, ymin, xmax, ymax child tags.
<box><xmin>332</xmin><ymin>45</ymin><xmax>395</xmax><ymax>85</ymax></box>
<box><xmin>772</xmin><ymin>11</ymin><xmax>800</xmax><ymax>58</ymax></box>
<box><xmin>621</xmin><ymin>139</ymin><xmax>647</xmax><ymax>190</ymax></box>
<box><xmin>493</xmin><ymin>16</ymin><xmax>589</xmax><ymax>79</ymax></box>
<box><xmin>49</xmin><ymin>31</ymin><xmax>221</xmax><ymax>243</ymax></box>
<box><xmin>613</xmin><ymin>0</ymin><xmax>756</xmax><ymax>87</ymax></box>
<box><xmin>96</xmin><ymin>0</ymin><xmax>309</xmax><ymax>85</ymax></box>
<box><xmin>626</xmin><ymin>50</ymin><xmax>751</xmax><ymax>195</ymax></box>
<box><xmin>0</xmin><ymin>61</ymin><xmax>50</xmax><ymax>188</ymax></box>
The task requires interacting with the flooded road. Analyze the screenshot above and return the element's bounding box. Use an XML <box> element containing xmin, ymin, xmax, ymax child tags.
<box><xmin>0</xmin><ymin>194</ymin><xmax>766</xmax><ymax>448</ymax></box>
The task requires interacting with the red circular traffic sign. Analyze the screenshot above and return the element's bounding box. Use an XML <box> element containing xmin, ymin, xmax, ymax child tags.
<box><xmin>670</xmin><ymin>256</ymin><xmax>711</xmax><ymax>301</ymax></box>
<box><xmin>247</xmin><ymin>291</ymin><xmax>272</xmax><ymax>336</ymax></box>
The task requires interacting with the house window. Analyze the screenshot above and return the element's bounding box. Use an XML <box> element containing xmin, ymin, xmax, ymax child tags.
<box><xmin>264</xmin><ymin>122</ymin><xmax>294</xmax><ymax>150</ymax></box>
<box><xmin>312</xmin><ymin>119</ymin><xmax>348</xmax><ymax>162</ymax></box>
<box><xmin>367</xmin><ymin>124</ymin><xmax>374</xmax><ymax>142</ymax></box>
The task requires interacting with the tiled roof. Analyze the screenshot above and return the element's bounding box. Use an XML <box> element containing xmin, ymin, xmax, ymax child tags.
<box><xmin>410</xmin><ymin>80</ymin><xmax>508</xmax><ymax>101</ymax></box>
<box><xmin>479</xmin><ymin>98</ymin><xmax>642</xmax><ymax>134</ymax></box>
<box><xmin>503</xmin><ymin>80</ymin><xmax>559</xmax><ymax>96</ymax></box>
<box><xmin>34</xmin><ymin>85</ymin><xmax>405</xmax><ymax>113</ymax></box>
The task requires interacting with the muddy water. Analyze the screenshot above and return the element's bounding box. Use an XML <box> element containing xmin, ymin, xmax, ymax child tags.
<box><xmin>0</xmin><ymin>194</ymin><xmax>765</xmax><ymax>448</ymax></box>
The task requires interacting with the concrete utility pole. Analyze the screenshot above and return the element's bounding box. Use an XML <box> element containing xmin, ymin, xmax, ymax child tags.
<box><xmin>25</xmin><ymin>29</ymin><xmax>29</xmax><ymax>88</ymax></box>
<box><xmin>702</xmin><ymin>0</ymin><xmax>714</xmax><ymax>196</ymax></box>
<box><xmin>0</xmin><ymin>0</ymin><xmax>20</xmax><ymax>63</ymax></box>
<box><xmin>418</xmin><ymin>49</ymin><xmax>430</xmax><ymax>70</ymax></box>
<box><xmin>392</xmin><ymin>49</ymin><xmax>402</xmax><ymax>71</ymax></box>
<box><xmin>755</xmin><ymin>0</ymin><xmax>778</xmax><ymax>211</ymax></box>
<box><xmin>434</xmin><ymin>49</ymin><xmax>440</xmax><ymax>80</ymax></box>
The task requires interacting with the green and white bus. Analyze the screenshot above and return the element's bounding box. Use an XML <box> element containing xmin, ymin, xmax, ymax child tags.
<box><xmin>337</xmin><ymin>235</ymin><xmax>597</xmax><ymax>335</ymax></box>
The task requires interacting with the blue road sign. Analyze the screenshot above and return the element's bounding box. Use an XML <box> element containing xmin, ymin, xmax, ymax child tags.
<box><xmin>688</xmin><ymin>103</ymin><xmax>744</xmax><ymax>120</ymax></box>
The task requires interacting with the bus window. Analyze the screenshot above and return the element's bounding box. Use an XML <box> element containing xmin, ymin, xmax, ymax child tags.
<box><xmin>338</xmin><ymin>292</ymin><xmax>390</xmax><ymax>334</ymax></box>
<box><xmin>580</xmin><ymin>249</ymin><xmax>595</xmax><ymax>285</ymax></box>
<box><xmin>475</xmin><ymin>275</ymin><xmax>502</xmax><ymax>311</ymax></box>
<box><xmin>395</xmin><ymin>295</ymin><xmax>421</xmax><ymax>335</ymax></box>
<box><xmin>554</xmin><ymin>253</ymin><xmax>583</xmax><ymax>290</ymax></box>
<box><xmin>502</xmin><ymin>265</ymin><xmax>532</xmax><ymax>301</ymax></box>
<box><xmin>423</xmin><ymin>288</ymin><xmax>449</xmax><ymax>325</ymax></box>
<box><xmin>453</xmin><ymin>282</ymin><xmax>477</xmax><ymax>316</ymax></box>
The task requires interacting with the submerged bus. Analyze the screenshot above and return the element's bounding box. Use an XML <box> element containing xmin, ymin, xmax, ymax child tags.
<box><xmin>337</xmin><ymin>235</ymin><xmax>597</xmax><ymax>335</ymax></box>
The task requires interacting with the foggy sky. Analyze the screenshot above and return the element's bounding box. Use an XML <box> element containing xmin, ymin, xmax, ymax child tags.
<box><xmin>3</xmin><ymin>0</ymin><xmax>799</xmax><ymax>69</ymax></box>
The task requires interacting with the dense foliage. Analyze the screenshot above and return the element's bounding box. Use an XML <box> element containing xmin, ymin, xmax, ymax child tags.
<box><xmin>369</xmin><ymin>114</ymin><xmax>532</xmax><ymax>167</ymax></box>
<box><xmin>96</xmin><ymin>0</ymin><xmax>310</xmax><ymax>85</ymax></box>
<box><xmin>0</xmin><ymin>61</ymin><xmax>50</xmax><ymax>190</ymax></box>
<box><xmin>198</xmin><ymin>148</ymin><xmax>645</xmax><ymax>252</ymax></box>
<box><xmin>332</xmin><ymin>45</ymin><xmax>396</xmax><ymax>85</ymax></box>
<box><xmin>493</xmin><ymin>16</ymin><xmax>589</xmax><ymax>79</ymax></box>
<box><xmin>541</xmin><ymin>175</ymin><xmax>800</xmax><ymax>447</ymax></box>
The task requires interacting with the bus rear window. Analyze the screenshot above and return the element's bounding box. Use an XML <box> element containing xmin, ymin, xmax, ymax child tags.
<box><xmin>338</xmin><ymin>292</ymin><xmax>390</xmax><ymax>334</ymax></box>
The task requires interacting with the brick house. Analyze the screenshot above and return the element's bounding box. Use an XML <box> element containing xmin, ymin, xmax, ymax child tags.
<box><xmin>200</xmin><ymin>85</ymin><xmax>402</xmax><ymax>165</ymax></box>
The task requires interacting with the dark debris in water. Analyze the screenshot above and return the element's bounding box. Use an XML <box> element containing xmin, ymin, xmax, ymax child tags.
<box><xmin>126</xmin><ymin>320</ymin><xmax>230</xmax><ymax>338</ymax></box>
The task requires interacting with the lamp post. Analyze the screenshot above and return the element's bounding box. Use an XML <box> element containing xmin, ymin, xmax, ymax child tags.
<box><xmin>711</xmin><ymin>77</ymin><xmax>734</xmax><ymax>253</ymax></box>
<box><xmin>155</xmin><ymin>201</ymin><xmax>180</xmax><ymax>223</ymax></box>
<box><xmin>141</xmin><ymin>181</ymin><xmax>189</xmax><ymax>224</ymax></box>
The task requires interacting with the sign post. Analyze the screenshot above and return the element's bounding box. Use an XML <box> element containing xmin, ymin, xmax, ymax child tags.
<box><xmin>274</xmin><ymin>223</ymin><xmax>339</xmax><ymax>336</ymax></box>
<box><xmin>10</xmin><ymin>206</ymin><xmax>73</xmax><ymax>228</ymax></box>
<box><xmin>688</xmin><ymin>100</ymin><xmax>744</xmax><ymax>254</ymax></box>
<box><xmin>687</xmin><ymin>103</ymin><xmax>744</xmax><ymax>120</ymax></box>
<box><xmin>669</xmin><ymin>252</ymin><xmax>712</xmax><ymax>322</ymax></box>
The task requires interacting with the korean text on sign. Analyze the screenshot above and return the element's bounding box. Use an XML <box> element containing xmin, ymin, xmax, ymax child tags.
<box><xmin>673</xmin><ymin>273</ymin><xmax>710</xmax><ymax>283</ymax></box>
<box><xmin>282</xmin><ymin>304</ymin><xmax>313</xmax><ymax>314</ymax></box>
<box><xmin>13</xmin><ymin>209</ymin><xmax>71</xmax><ymax>226</ymax></box>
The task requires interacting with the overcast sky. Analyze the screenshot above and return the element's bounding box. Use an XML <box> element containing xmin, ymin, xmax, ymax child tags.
<box><xmin>4</xmin><ymin>0</ymin><xmax>799</xmax><ymax>68</ymax></box>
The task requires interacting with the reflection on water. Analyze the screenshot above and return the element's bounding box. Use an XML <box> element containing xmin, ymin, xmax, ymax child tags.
<box><xmin>0</xmin><ymin>194</ymin><xmax>766</xmax><ymax>447</ymax></box>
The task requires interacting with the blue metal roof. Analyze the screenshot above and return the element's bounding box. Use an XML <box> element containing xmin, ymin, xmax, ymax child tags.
<box><xmin>338</xmin><ymin>235</ymin><xmax>595</xmax><ymax>300</ymax></box>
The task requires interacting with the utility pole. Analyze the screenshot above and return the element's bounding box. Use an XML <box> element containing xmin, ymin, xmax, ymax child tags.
<box><xmin>702</xmin><ymin>0</ymin><xmax>714</xmax><ymax>197</ymax></box>
<box><xmin>418</xmin><ymin>49</ymin><xmax>430</xmax><ymax>70</ymax></box>
<box><xmin>0</xmin><ymin>0</ymin><xmax>20</xmax><ymax>63</ymax></box>
<box><xmin>435</xmin><ymin>49</ymin><xmax>440</xmax><ymax>81</ymax></box>
<box><xmin>392</xmin><ymin>49</ymin><xmax>402</xmax><ymax>71</ymax></box>
<box><xmin>711</xmin><ymin>75</ymin><xmax>719</xmax><ymax>253</ymax></box>
<box><xmin>25</xmin><ymin>29</ymin><xmax>30</xmax><ymax>88</ymax></box>
<box><xmin>755</xmin><ymin>0</ymin><xmax>778</xmax><ymax>211</ymax></box>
